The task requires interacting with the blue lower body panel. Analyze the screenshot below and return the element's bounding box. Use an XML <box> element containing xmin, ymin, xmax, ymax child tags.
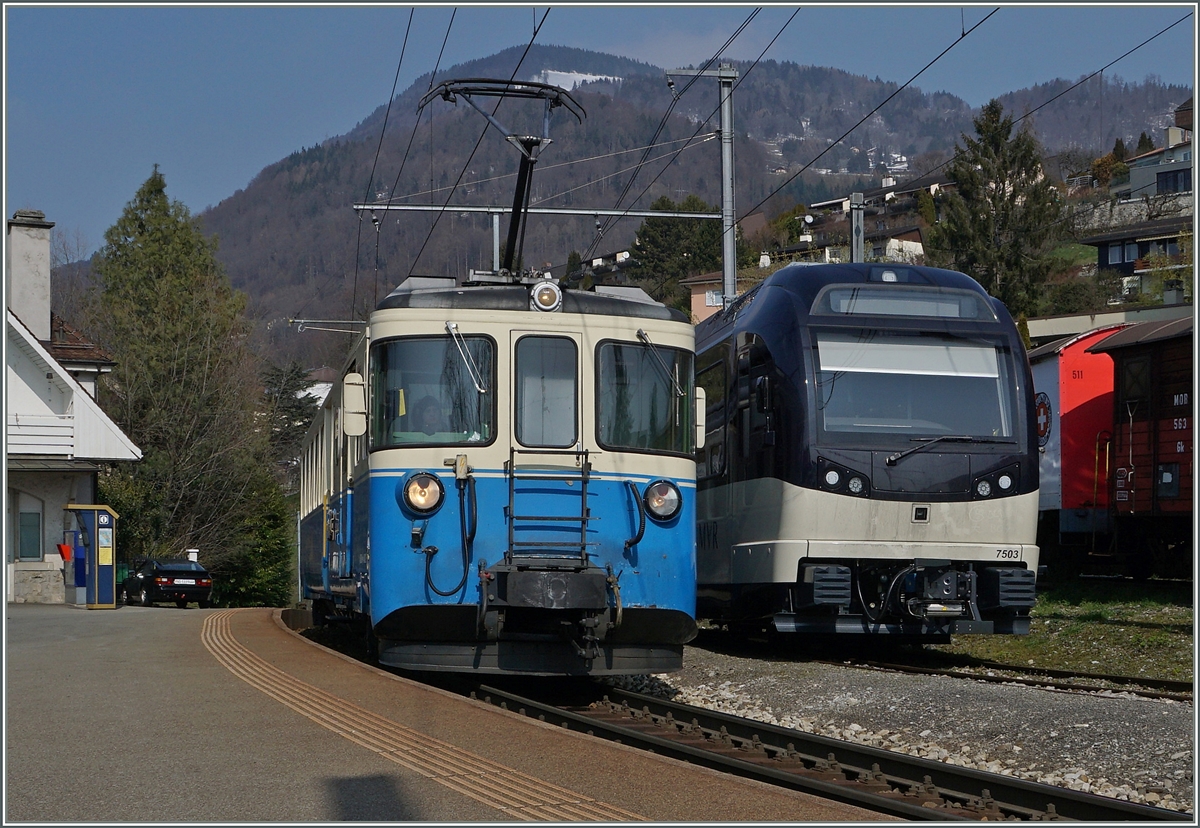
<box><xmin>363</xmin><ymin>467</ymin><xmax>697</xmax><ymax>674</ymax></box>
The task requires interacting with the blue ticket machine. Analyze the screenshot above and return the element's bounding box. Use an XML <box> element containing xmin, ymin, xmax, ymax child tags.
<box><xmin>66</xmin><ymin>505</ymin><xmax>119</xmax><ymax>610</ymax></box>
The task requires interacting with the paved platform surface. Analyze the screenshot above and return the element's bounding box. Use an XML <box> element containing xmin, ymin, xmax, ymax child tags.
<box><xmin>5</xmin><ymin>603</ymin><xmax>891</xmax><ymax>822</ymax></box>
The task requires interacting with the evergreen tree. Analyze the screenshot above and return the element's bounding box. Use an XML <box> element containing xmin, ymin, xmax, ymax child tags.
<box><xmin>629</xmin><ymin>194</ymin><xmax>751</xmax><ymax>311</ymax></box>
<box><xmin>925</xmin><ymin>100</ymin><xmax>1064</xmax><ymax>317</ymax></box>
<box><xmin>1136</xmin><ymin>131</ymin><xmax>1157</xmax><ymax>155</ymax></box>
<box><xmin>261</xmin><ymin>361</ymin><xmax>320</xmax><ymax>495</ymax></box>
<box><xmin>90</xmin><ymin>167</ymin><xmax>293</xmax><ymax>606</ymax></box>
<box><xmin>1111</xmin><ymin>137</ymin><xmax>1128</xmax><ymax>162</ymax></box>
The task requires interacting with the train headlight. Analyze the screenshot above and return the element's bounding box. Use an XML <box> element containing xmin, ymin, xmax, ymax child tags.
<box><xmin>403</xmin><ymin>473</ymin><xmax>445</xmax><ymax>514</ymax></box>
<box><xmin>824</xmin><ymin>469</ymin><xmax>841</xmax><ymax>487</ymax></box>
<box><xmin>643</xmin><ymin>480</ymin><xmax>682</xmax><ymax>521</ymax></box>
<box><xmin>975</xmin><ymin>479</ymin><xmax>992</xmax><ymax>498</ymax></box>
<box><xmin>998</xmin><ymin>473</ymin><xmax>1013</xmax><ymax>491</ymax></box>
<box><xmin>530</xmin><ymin>281</ymin><xmax>563</xmax><ymax>312</ymax></box>
<box><xmin>847</xmin><ymin>476</ymin><xmax>864</xmax><ymax>494</ymax></box>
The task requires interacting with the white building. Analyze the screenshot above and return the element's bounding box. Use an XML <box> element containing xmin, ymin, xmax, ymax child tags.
<box><xmin>6</xmin><ymin>209</ymin><xmax>141</xmax><ymax>602</ymax></box>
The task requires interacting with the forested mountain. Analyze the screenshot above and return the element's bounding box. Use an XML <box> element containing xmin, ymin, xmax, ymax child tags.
<box><xmin>196</xmin><ymin>44</ymin><xmax>1191</xmax><ymax>366</ymax></box>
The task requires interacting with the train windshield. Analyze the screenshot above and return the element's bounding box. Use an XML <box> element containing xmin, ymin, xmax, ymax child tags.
<box><xmin>597</xmin><ymin>341</ymin><xmax>694</xmax><ymax>456</ymax></box>
<box><xmin>814</xmin><ymin>330</ymin><xmax>1017</xmax><ymax>441</ymax></box>
<box><xmin>370</xmin><ymin>335</ymin><xmax>495</xmax><ymax>447</ymax></box>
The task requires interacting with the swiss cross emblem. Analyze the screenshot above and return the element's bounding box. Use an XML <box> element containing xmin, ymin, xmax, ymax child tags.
<box><xmin>1034</xmin><ymin>392</ymin><xmax>1052</xmax><ymax>448</ymax></box>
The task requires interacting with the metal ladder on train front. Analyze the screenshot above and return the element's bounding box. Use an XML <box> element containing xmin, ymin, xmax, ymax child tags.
<box><xmin>504</xmin><ymin>446</ymin><xmax>596</xmax><ymax>564</ymax></box>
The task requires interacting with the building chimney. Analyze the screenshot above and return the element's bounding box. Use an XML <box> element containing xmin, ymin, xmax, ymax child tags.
<box><xmin>6</xmin><ymin>209</ymin><xmax>55</xmax><ymax>341</ymax></box>
<box><xmin>1164</xmin><ymin>126</ymin><xmax>1184</xmax><ymax>147</ymax></box>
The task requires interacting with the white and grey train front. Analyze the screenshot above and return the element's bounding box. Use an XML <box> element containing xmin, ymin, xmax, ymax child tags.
<box><xmin>694</xmin><ymin>262</ymin><xmax>1039</xmax><ymax>637</ymax></box>
<box><xmin>298</xmin><ymin>274</ymin><xmax>700</xmax><ymax>674</ymax></box>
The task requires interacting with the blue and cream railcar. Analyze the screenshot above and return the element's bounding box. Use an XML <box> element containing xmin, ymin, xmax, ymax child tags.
<box><xmin>299</xmin><ymin>274</ymin><xmax>700</xmax><ymax>674</ymax></box>
<box><xmin>694</xmin><ymin>262</ymin><xmax>1040</xmax><ymax>638</ymax></box>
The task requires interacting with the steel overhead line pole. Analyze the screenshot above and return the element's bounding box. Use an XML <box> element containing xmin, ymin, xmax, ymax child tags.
<box><xmin>668</xmin><ymin>63</ymin><xmax>739</xmax><ymax>307</ymax></box>
<box><xmin>354</xmin><ymin>203</ymin><xmax>721</xmax><ymax>272</ymax></box>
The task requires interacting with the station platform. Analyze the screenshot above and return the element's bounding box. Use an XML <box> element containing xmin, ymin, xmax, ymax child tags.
<box><xmin>5</xmin><ymin>603</ymin><xmax>889</xmax><ymax>822</ymax></box>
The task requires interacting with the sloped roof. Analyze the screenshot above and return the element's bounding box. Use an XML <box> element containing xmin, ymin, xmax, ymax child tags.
<box><xmin>1027</xmin><ymin>323</ymin><xmax>1131</xmax><ymax>363</ymax></box>
<box><xmin>1085</xmin><ymin>316</ymin><xmax>1193</xmax><ymax>353</ymax></box>
<box><xmin>44</xmin><ymin>313</ymin><xmax>115</xmax><ymax>367</ymax></box>
<box><xmin>6</xmin><ymin>309</ymin><xmax>141</xmax><ymax>462</ymax></box>
<box><xmin>1079</xmin><ymin>216</ymin><xmax>1193</xmax><ymax>246</ymax></box>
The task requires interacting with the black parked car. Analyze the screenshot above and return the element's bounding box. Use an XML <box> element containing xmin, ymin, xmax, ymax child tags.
<box><xmin>122</xmin><ymin>558</ymin><xmax>213</xmax><ymax>608</ymax></box>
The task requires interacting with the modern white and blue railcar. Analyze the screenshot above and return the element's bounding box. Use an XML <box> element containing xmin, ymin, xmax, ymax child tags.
<box><xmin>298</xmin><ymin>273</ymin><xmax>701</xmax><ymax>675</ymax></box>
<box><xmin>694</xmin><ymin>262</ymin><xmax>1041</xmax><ymax>638</ymax></box>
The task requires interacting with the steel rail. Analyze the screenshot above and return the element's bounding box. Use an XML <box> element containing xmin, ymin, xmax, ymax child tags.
<box><xmin>472</xmin><ymin>680</ymin><xmax>1192</xmax><ymax>822</ymax></box>
<box><xmin>816</xmin><ymin>658</ymin><xmax>1193</xmax><ymax>701</ymax></box>
<box><xmin>472</xmin><ymin>683</ymin><xmax>967</xmax><ymax>821</ymax></box>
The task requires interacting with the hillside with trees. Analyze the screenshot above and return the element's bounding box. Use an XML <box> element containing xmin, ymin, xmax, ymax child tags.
<box><xmin>174</xmin><ymin>45</ymin><xmax>1191</xmax><ymax>365</ymax></box>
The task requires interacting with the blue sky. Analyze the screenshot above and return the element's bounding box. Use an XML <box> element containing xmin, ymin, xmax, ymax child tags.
<box><xmin>4</xmin><ymin>4</ymin><xmax>1195</xmax><ymax>258</ymax></box>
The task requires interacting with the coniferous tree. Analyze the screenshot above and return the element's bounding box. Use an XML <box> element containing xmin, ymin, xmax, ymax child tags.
<box><xmin>629</xmin><ymin>194</ymin><xmax>752</xmax><ymax>311</ymax></box>
<box><xmin>1111</xmin><ymin>137</ymin><xmax>1128</xmax><ymax>162</ymax></box>
<box><xmin>90</xmin><ymin>166</ymin><xmax>293</xmax><ymax>605</ymax></box>
<box><xmin>1136</xmin><ymin>131</ymin><xmax>1157</xmax><ymax>155</ymax></box>
<box><xmin>925</xmin><ymin>100</ymin><xmax>1063</xmax><ymax>317</ymax></box>
<box><xmin>261</xmin><ymin>361</ymin><xmax>320</xmax><ymax>495</ymax></box>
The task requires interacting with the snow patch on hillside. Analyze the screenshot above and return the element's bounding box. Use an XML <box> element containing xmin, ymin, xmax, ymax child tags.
<box><xmin>533</xmin><ymin>70</ymin><xmax>621</xmax><ymax>90</ymax></box>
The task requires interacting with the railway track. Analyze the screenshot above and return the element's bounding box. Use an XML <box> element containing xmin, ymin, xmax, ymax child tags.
<box><xmin>465</xmin><ymin>679</ymin><xmax>1192</xmax><ymax>822</ymax></box>
<box><xmin>688</xmin><ymin>628</ymin><xmax>1192</xmax><ymax>701</ymax></box>
<box><xmin>822</xmin><ymin>658</ymin><xmax>1194</xmax><ymax>701</ymax></box>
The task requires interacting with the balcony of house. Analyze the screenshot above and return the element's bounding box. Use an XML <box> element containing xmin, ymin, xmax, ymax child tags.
<box><xmin>7</xmin><ymin>413</ymin><xmax>74</xmax><ymax>456</ymax></box>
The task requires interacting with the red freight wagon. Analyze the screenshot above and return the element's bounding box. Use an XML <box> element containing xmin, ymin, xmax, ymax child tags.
<box><xmin>1087</xmin><ymin>317</ymin><xmax>1194</xmax><ymax>579</ymax></box>
<box><xmin>1028</xmin><ymin>325</ymin><xmax>1131</xmax><ymax>564</ymax></box>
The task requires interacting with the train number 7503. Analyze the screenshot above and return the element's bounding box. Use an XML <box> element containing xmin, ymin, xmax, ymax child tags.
<box><xmin>995</xmin><ymin>548</ymin><xmax>1021</xmax><ymax>560</ymax></box>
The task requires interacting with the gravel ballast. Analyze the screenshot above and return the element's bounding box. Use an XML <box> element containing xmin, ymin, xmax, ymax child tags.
<box><xmin>611</xmin><ymin>645</ymin><xmax>1195</xmax><ymax>814</ymax></box>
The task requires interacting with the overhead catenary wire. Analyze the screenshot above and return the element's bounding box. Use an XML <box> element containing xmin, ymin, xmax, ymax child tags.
<box><xmin>371</xmin><ymin>132</ymin><xmax>718</xmax><ymax>206</ymax></box>
<box><xmin>909</xmin><ymin>11</ymin><xmax>1194</xmax><ymax>257</ymax></box>
<box><xmin>350</xmin><ymin>8</ymin><xmax>449</xmax><ymax>322</ymax></box>
<box><xmin>382</xmin><ymin>8</ymin><xmax>459</xmax><ymax>228</ymax></box>
<box><xmin>922</xmin><ymin>13</ymin><xmax>1193</xmax><ymax>186</ymax></box>
<box><xmin>740</xmin><ymin>7</ymin><xmax>1000</xmax><ymax>224</ymax></box>
<box><xmin>350</xmin><ymin>10</ymin><xmax>417</xmax><ymax>323</ymax></box>
<box><xmin>531</xmin><ymin>134</ymin><xmax>719</xmax><ymax>207</ymax></box>
<box><xmin>582</xmin><ymin>6</ymin><xmax>800</xmax><ymax>263</ymax></box>
<box><xmin>586</xmin><ymin>8</ymin><xmax>763</xmax><ymax>257</ymax></box>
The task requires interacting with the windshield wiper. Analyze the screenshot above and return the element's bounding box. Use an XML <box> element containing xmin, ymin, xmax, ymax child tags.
<box><xmin>637</xmin><ymin>329</ymin><xmax>685</xmax><ymax>397</ymax></box>
<box><xmin>445</xmin><ymin>322</ymin><xmax>488</xmax><ymax>394</ymax></box>
<box><xmin>884</xmin><ymin>435</ymin><xmax>1010</xmax><ymax>466</ymax></box>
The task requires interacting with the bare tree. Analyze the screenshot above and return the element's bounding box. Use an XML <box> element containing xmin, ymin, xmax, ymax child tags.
<box><xmin>49</xmin><ymin>225</ymin><xmax>94</xmax><ymax>322</ymax></box>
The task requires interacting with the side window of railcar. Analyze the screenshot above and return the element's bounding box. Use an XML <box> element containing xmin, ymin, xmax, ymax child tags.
<box><xmin>596</xmin><ymin>340</ymin><xmax>694</xmax><ymax>456</ymax></box>
<box><xmin>696</xmin><ymin>359</ymin><xmax>727</xmax><ymax>478</ymax></box>
<box><xmin>515</xmin><ymin>336</ymin><xmax>578</xmax><ymax>448</ymax></box>
<box><xmin>370</xmin><ymin>336</ymin><xmax>495</xmax><ymax>448</ymax></box>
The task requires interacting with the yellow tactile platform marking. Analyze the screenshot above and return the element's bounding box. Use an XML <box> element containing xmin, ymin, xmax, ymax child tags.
<box><xmin>202</xmin><ymin>609</ymin><xmax>645</xmax><ymax>821</ymax></box>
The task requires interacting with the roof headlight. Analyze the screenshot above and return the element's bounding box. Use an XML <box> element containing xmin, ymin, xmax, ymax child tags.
<box><xmin>643</xmin><ymin>480</ymin><xmax>682</xmax><ymax>521</ymax></box>
<box><xmin>530</xmin><ymin>281</ymin><xmax>563</xmax><ymax>312</ymax></box>
<box><xmin>404</xmin><ymin>473</ymin><xmax>445</xmax><ymax>514</ymax></box>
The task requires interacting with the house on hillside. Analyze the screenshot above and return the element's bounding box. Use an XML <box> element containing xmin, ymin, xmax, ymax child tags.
<box><xmin>808</xmin><ymin>171</ymin><xmax>951</xmax><ymax>217</ymax></box>
<box><xmin>6</xmin><ymin>209</ymin><xmax>141</xmax><ymax>603</ymax></box>
<box><xmin>1111</xmin><ymin>98</ymin><xmax>1193</xmax><ymax>200</ymax></box>
<box><xmin>1078</xmin><ymin>215</ymin><xmax>1193</xmax><ymax>299</ymax></box>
